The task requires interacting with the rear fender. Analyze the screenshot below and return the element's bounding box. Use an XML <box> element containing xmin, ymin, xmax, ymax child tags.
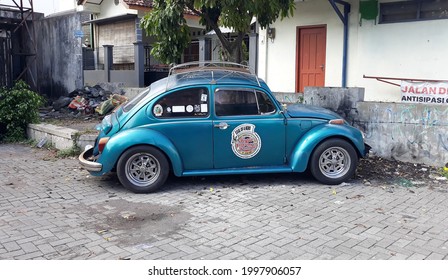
<box><xmin>93</xmin><ymin>127</ymin><xmax>183</xmax><ymax>176</ymax></box>
<box><xmin>290</xmin><ymin>124</ymin><xmax>365</xmax><ymax>172</ymax></box>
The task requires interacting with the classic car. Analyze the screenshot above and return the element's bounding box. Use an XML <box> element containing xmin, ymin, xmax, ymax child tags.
<box><xmin>79</xmin><ymin>62</ymin><xmax>369</xmax><ymax>193</ymax></box>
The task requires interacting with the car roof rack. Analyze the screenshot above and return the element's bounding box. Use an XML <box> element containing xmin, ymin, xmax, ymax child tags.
<box><xmin>166</xmin><ymin>61</ymin><xmax>261</xmax><ymax>90</ymax></box>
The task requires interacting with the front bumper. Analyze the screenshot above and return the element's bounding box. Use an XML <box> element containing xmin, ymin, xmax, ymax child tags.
<box><xmin>78</xmin><ymin>147</ymin><xmax>102</xmax><ymax>172</ymax></box>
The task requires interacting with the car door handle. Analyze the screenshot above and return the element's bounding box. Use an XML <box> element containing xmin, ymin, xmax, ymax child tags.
<box><xmin>214</xmin><ymin>122</ymin><xmax>229</xmax><ymax>130</ymax></box>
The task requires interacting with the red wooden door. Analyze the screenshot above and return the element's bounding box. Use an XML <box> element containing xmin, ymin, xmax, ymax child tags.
<box><xmin>296</xmin><ymin>26</ymin><xmax>326</xmax><ymax>93</ymax></box>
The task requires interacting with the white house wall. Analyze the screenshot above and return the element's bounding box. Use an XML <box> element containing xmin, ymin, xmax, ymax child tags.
<box><xmin>97</xmin><ymin>0</ymin><xmax>137</xmax><ymax>20</ymax></box>
<box><xmin>355</xmin><ymin>17</ymin><xmax>448</xmax><ymax>101</ymax></box>
<box><xmin>259</xmin><ymin>0</ymin><xmax>345</xmax><ymax>94</ymax></box>
<box><xmin>261</xmin><ymin>0</ymin><xmax>448</xmax><ymax>102</ymax></box>
<box><xmin>186</xmin><ymin>17</ymin><xmax>205</xmax><ymax>29</ymax></box>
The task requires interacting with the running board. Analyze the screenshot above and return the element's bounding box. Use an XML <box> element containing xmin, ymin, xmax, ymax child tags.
<box><xmin>182</xmin><ymin>166</ymin><xmax>292</xmax><ymax>177</ymax></box>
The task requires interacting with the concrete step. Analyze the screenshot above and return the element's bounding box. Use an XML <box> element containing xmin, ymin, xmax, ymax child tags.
<box><xmin>27</xmin><ymin>123</ymin><xmax>97</xmax><ymax>150</ymax></box>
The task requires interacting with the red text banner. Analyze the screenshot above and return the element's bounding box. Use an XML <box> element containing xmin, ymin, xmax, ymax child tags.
<box><xmin>401</xmin><ymin>81</ymin><xmax>448</xmax><ymax>104</ymax></box>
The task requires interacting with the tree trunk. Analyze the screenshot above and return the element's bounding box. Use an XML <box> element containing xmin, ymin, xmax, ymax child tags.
<box><xmin>221</xmin><ymin>32</ymin><xmax>245</xmax><ymax>63</ymax></box>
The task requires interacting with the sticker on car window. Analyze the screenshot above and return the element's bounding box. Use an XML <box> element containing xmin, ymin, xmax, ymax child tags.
<box><xmin>201</xmin><ymin>104</ymin><xmax>208</xmax><ymax>113</ymax></box>
<box><xmin>186</xmin><ymin>105</ymin><xmax>193</xmax><ymax>113</ymax></box>
<box><xmin>153</xmin><ymin>104</ymin><xmax>163</xmax><ymax>117</ymax></box>
<box><xmin>231</xmin><ymin>124</ymin><xmax>261</xmax><ymax>159</ymax></box>
<box><xmin>194</xmin><ymin>105</ymin><xmax>201</xmax><ymax>113</ymax></box>
<box><xmin>201</xmin><ymin>94</ymin><xmax>207</xmax><ymax>102</ymax></box>
<box><xmin>172</xmin><ymin>106</ymin><xmax>185</xmax><ymax>113</ymax></box>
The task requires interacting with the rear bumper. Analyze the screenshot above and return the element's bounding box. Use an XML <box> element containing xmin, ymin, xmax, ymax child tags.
<box><xmin>78</xmin><ymin>147</ymin><xmax>102</xmax><ymax>172</ymax></box>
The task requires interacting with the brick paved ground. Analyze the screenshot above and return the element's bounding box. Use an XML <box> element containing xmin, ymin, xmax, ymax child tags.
<box><xmin>1</xmin><ymin>144</ymin><xmax>447</xmax><ymax>260</ymax></box>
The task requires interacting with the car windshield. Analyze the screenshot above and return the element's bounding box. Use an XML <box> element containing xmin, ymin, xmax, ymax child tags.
<box><xmin>122</xmin><ymin>79</ymin><xmax>166</xmax><ymax>112</ymax></box>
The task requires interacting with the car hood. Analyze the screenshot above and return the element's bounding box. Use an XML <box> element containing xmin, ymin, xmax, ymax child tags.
<box><xmin>286</xmin><ymin>104</ymin><xmax>342</xmax><ymax>120</ymax></box>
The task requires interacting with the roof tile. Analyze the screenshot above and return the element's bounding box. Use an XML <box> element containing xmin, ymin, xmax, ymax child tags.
<box><xmin>122</xmin><ymin>0</ymin><xmax>153</xmax><ymax>8</ymax></box>
<box><xmin>122</xmin><ymin>0</ymin><xmax>196</xmax><ymax>16</ymax></box>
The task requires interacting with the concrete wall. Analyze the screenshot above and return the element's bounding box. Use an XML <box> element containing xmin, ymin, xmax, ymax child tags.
<box><xmin>303</xmin><ymin>87</ymin><xmax>448</xmax><ymax>167</ymax></box>
<box><xmin>84</xmin><ymin>46</ymin><xmax>141</xmax><ymax>87</ymax></box>
<box><xmin>35</xmin><ymin>12</ymin><xmax>83</xmax><ymax>98</ymax></box>
<box><xmin>356</xmin><ymin>102</ymin><xmax>448</xmax><ymax>167</ymax></box>
<box><xmin>274</xmin><ymin>92</ymin><xmax>304</xmax><ymax>104</ymax></box>
<box><xmin>27</xmin><ymin>123</ymin><xmax>97</xmax><ymax>151</ymax></box>
<box><xmin>110</xmin><ymin>70</ymin><xmax>138</xmax><ymax>87</ymax></box>
<box><xmin>84</xmin><ymin>70</ymin><xmax>106</xmax><ymax>85</ymax></box>
<box><xmin>304</xmin><ymin>87</ymin><xmax>365</xmax><ymax>125</ymax></box>
<box><xmin>27</xmin><ymin>123</ymin><xmax>78</xmax><ymax>150</ymax></box>
<box><xmin>86</xmin><ymin>69</ymin><xmax>138</xmax><ymax>86</ymax></box>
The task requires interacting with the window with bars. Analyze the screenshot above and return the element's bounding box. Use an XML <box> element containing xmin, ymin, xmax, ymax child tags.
<box><xmin>379</xmin><ymin>0</ymin><xmax>448</xmax><ymax>23</ymax></box>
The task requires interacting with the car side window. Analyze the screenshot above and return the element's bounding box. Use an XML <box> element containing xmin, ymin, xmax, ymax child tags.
<box><xmin>153</xmin><ymin>87</ymin><xmax>209</xmax><ymax>118</ymax></box>
<box><xmin>215</xmin><ymin>89</ymin><xmax>276</xmax><ymax>116</ymax></box>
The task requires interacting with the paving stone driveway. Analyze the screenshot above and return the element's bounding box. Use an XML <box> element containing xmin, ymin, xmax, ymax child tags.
<box><xmin>1</xmin><ymin>144</ymin><xmax>447</xmax><ymax>260</ymax></box>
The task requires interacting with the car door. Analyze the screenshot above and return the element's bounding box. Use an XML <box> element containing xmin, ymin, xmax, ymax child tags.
<box><xmin>212</xmin><ymin>87</ymin><xmax>286</xmax><ymax>169</ymax></box>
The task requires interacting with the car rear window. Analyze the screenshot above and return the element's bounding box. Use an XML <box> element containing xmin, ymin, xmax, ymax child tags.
<box><xmin>152</xmin><ymin>87</ymin><xmax>209</xmax><ymax>118</ymax></box>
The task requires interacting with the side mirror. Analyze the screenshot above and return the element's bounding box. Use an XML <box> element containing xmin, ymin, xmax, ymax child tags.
<box><xmin>279</xmin><ymin>103</ymin><xmax>287</xmax><ymax>114</ymax></box>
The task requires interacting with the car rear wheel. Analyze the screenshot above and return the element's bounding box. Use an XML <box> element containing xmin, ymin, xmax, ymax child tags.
<box><xmin>310</xmin><ymin>139</ymin><xmax>358</xmax><ymax>185</ymax></box>
<box><xmin>117</xmin><ymin>146</ymin><xmax>169</xmax><ymax>193</ymax></box>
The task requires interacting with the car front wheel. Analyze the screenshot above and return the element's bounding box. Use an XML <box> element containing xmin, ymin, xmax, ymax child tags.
<box><xmin>310</xmin><ymin>139</ymin><xmax>358</xmax><ymax>185</ymax></box>
<box><xmin>117</xmin><ymin>145</ymin><xmax>169</xmax><ymax>193</ymax></box>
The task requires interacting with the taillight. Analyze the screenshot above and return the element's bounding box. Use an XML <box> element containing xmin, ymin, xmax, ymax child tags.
<box><xmin>98</xmin><ymin>137</ymin><xmax>110</xmax><ymax>153</ymax></box>
<box><xmin>329</xmin><ymin>119</ymin><xmax>344</xmax><ymax>125</ymax></box>
<box><xmin>99</xmin><ymin>115</ymin><xmax>113</xmax><ymax>134</ymax></box>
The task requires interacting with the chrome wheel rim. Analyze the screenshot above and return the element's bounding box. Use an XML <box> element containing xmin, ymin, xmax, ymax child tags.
<box><xmin>318</xmin><ymin>147</ymin><xmax>351</xmax><ymax>179</ymax></box>
<box><xmin>125</xmin><ymin>153</ymin><xmax>160</xmax><ymax>187</ymax></box>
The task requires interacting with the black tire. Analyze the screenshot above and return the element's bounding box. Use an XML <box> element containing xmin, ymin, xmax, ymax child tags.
<box><xmin>117</xmin><ymin>145</ymin><xmax>169</xmax><ymax>193</ymax></box>
<box><xmin>309</xmin><ymin>139</ymin><xmax>358</xmax><ymax>185</ymax></box>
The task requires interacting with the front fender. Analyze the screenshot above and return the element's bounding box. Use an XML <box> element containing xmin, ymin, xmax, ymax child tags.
<box><xmin>290</xmin><ymin>124</ymin><xmax>366</xmax><ymax>172</ymax></box>
<box><xmin>92</xmin><ymin>127</ymin><xmax>183</xmax><ymax>176</ymax></box>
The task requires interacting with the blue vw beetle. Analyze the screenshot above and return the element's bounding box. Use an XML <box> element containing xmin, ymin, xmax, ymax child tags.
<box><xmin>79</xmin><ymin>62</ymin><xmax>369</xmax><ymax>193</ymax></box>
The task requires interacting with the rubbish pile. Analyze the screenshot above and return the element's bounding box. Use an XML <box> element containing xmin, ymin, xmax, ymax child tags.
<box><xmin>51</xmin><ymin>84</ymin><xmax>128</xmax><ymax>117</ymax></box>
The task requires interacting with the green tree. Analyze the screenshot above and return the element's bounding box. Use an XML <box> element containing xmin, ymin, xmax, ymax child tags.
<box><xmin>141</xmin><ymin>0</ymin><xmax>295</xmax><ymax>64</ymax></box>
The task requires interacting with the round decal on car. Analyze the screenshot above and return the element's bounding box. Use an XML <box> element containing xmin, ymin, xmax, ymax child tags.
<box><xmin>153</xmin><ymin>104</ymin><xmax>163</xmax><ymax>117</ymax></box>
<box><xmin>231</xmin><ymin>124</ymin><xmax>261</xmax><ymax>159</ymax></box>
